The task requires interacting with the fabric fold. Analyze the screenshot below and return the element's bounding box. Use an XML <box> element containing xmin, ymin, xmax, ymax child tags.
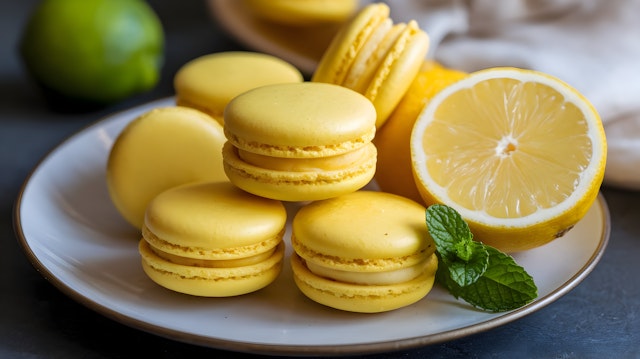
<box><xmin>373</xmin><ymin>0</ymin><xmax>640</xmax><ymax>189</ymax></box>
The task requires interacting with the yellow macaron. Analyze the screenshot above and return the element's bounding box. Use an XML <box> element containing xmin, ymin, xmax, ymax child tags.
<box><xmin>139</xmin><ymin>181</ymin><xmax>287</xmax><ymax>297</ymax></box>
<box><xmin>106</xmin><ymin>106</ymin><xmax>227</xmax><ymax>229</ymax></box>
<box><xmin>290</xmin><ymin>191</ymin><xmax>438</xmax><ymax>313</ymax></box>
<box><xmin>312</xmin><ymin>3</ymin><xmax>430</xmax><ymax>128</ymax></box>
<box><xmin>240</xmin><ymin>0</ymin><xmax>359</xmax><ymax>26</ymax></box>
<box><xmin>174</xmin><ymin>51</ymin><xmax>303</xmax><ymax>124</ymax></box>
<box><xmin>222</xmin><ymin>82</ymin><xmax>377</xmax><ymax>202</ymax></box>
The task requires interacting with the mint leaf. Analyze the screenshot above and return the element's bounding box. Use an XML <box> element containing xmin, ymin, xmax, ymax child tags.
<box><xmin>437</xmin><ymin>245</ymin><xmax>538</xmax><ymax>312</ymax></box>
<box><xmin>426</xmin><ymin>204</ymin><xmax>473</xmax><ymax>254</ymax></box>
<box><xmin>426</xmin><ymin>204</ymin><xmax>538</xmax><ymax>312</ymax></box>
<box><xmin>426</xmin><ymin>205</ymin><xmax>488</xmax><ymax>286</ymax></box>
<box><xmin>444</xmin><ymin>241</ymin><xmax>489</xmax><ymax>287</ymax></box>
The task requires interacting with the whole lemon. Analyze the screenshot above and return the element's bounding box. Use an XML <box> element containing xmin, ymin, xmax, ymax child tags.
<box><xmin>19</xmin><ymin>0</ymin><xmax>164</xmax><ymax>108</ymax></box>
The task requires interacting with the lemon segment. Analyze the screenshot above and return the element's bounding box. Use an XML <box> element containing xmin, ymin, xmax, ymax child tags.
<box><xmin>410</xmin><ymin>67</ymin><xmax>607</xmax><ymax>252</ymax></box>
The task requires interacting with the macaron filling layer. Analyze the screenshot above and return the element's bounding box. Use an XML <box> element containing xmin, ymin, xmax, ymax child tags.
<box><xmin>343</xmin><ymin>19</ymin><xmax>400</xmax><ymax>90</ymax></box>
<box><xmin>322</xmin><ymin>3</ymin><xmax>391</xmax><ymax>85</ymax></box>
<box><xmin>140</xmin><ymin>240</ymin><xmax>285</xmax><ymax>297</ymax></box>
<box><xmin>236</xmin><ymin>144</ymin><xmax>374</xmax><ymax>172</ymax></box>
<box><xmin>224</xmin><ymin>126</ymin><xmax>376</xmax><ymax>159</ymax></box>
<box><xmin>338</xmin><ymin>18</ymin><xmax>426</xmax><ymax>105</ymax></box>
<box><xmin>364</xmin><ymin>20</ymin><xmax>424</xmax><ymax>102</ymax></box>
<box><xmin>304</xmin><ymin>254</ymin><xmax>436</xmax><ymax>285</ymax></box>
<box><xmin>142</xmin><ymin>223</ymin><xmax>284</xmax><ymax>260</ymax></box>
<box><xmin>291</xmin><ymin>232</ymin><xmax>433</xmax><ymax>273</ymax></box>
<box><xmin>148</xmin><ymin>244</ymin><xmax>277</xmax><ymax>268</ymax></box>
<box><xmin>345</xmin><ymin>22</ymin><xmax>406</xmax><ymax>94</ymax></box>
<box><xmin>291</xmin><ymin>252</ymin><xmax>438</xmax><ymax>313</ymax></box>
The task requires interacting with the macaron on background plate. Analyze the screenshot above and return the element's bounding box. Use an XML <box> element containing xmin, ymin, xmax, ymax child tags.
<box><xmin>174</xmin><ymin>51</ymin><xmax>304</xmax><ymax>124</ymax></box>
<box><xmin>290</xmin><ymin>191</ymin><xmax>438</xmax><ymax>313</ymax></box>
<box><xmin>139</xmin><ymin>181</ymin><xmax>287</xmax><ymax>297</ymax></box>
<box><xmin>222</xmin><ymin>82</ymin><xmax>378</xmax><ymax>202</ymax></box>
<box><xmin>106</xmin><ymin>106</ymin><xmax>227</xmax><ymax>229</ymax></box>
<box><xmin>240</xmin><ymin>0</ymin><xmax>359</xmax><ymax>26</ymax></box>
<box><xmin>312</xmin><ymin>3</ymin><xmax>430</xmax><ymax>128</ymax></box>
<box><xmin>207</xmin><ymin>0</ymin><xmax>347</xmax><ymax>76</ymax></box>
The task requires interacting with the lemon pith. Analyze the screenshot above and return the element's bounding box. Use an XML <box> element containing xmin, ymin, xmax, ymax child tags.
<box><xmin>410</xmin><ymin>67</ymin><xmax>607</xmax><ymax>252</ymax></box>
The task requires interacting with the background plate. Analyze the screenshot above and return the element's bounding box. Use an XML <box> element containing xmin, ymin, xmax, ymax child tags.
<box><xmin>14</xmin><ymin>98</ymin><xmax>610</xmax><ymax>356</ymax></box>
<box><xmin>207</xmin><ymin>0</ymin><xmax>347</xmax><ymax>75</ymax></box>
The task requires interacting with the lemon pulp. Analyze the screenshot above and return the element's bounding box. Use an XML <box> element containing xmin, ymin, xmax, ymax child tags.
<box><xmin>411</xmin><ymin>67</ymin><xmax>606</xmax><ymax>252</ymax></box>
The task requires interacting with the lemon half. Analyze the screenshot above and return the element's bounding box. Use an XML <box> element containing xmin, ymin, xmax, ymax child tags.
<box><xmin>410</xmin><ymin>67</ymin><xmax>607</xmax><ymax>252</ymax></box>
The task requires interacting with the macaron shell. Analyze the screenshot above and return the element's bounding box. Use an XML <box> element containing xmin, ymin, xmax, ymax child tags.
<box><xmin>291</xmin><ymin>191</ymin><xmax>435</xmax><ymax>272</ymax></box>
<box><xmin>140</xmin><ymin>239</ymin><xmax>284</xmax><ymax>297</ymax></box>
<box><xmin>223</xmin><ymin>82</ymin><xmax>376</xmax><ymax>158</ymax></box>
<box><xmin>222</xmin><ymin>141</ymin><xmax>377</xmax><ymax>201</ymax></box>
<box><xmin>312</xmin><ymin>3</ymin><xmax>391</xmax><ymax>85</ymax></box>
<box><xmin>143</xmin><ymin>181</ymin><xmax>286</xmax><ymax>259</ymax></box>
<box><xmin>291</xmin><ymin>252</ymin><xmax>438</xmax><ymax>313</ymax></box>
<box><xmin>106</xmin><ymin>106</ymin><xmax>227</xmax><ymax>229</ymax></box>
<box><xmin>174</xmin><ymin>51</ymin><xmax>303</xmax><ymax>123</ymax></box>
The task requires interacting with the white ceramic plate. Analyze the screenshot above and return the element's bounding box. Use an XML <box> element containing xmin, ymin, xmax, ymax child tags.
<box><xmin>15</xmin><ymin>98</ymin><xmax>610</xmax><ymax>356</ymax></box>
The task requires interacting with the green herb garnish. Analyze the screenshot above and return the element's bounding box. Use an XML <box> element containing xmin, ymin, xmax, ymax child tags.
<box><xmin>426</xmin><ymin>204</ymin><xmax>538</xmax><ymax>312</ymax></box>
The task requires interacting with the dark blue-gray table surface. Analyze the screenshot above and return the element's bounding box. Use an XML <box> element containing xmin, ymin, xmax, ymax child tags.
<box><xmin>1</xmin><ymin>1</ymin><xmax>638</xmax><ymax>358</ymax></box>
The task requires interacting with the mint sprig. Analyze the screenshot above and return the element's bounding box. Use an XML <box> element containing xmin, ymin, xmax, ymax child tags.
<box><xmin>426</xmin><ymin>205</ymin><xmax>488</xmax><ymax>287</ymax></box>
<box><xmin>426</xmin><ymin>204</ymin><xmax>538</xmax><ymax>312</ymax></box>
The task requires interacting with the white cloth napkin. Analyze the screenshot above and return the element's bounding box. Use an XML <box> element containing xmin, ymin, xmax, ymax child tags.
<box><xmin>375</xmin><ymin>0</ymin><xmax>640</xmax><ymax>190</ymax></box>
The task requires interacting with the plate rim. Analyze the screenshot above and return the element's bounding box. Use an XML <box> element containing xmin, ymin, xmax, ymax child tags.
<box><xmin>12</xmin><ymin>98</ymin><xmax>611</xmax><ymax>356</ymax></box>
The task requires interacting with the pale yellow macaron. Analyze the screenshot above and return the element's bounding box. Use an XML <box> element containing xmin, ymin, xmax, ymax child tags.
<box><xmin>312</xmin><ymin>3</ymin><xmax>430</xmax><ymax>128</ymax></box>
<box><xmin>241</xmin><ymin>0</ymin><xmax>359</xmax><ymax>26</ymax></box>
<box><xmin>222</xmin><ymin>82</ymin><xmax>377</xmax><ymax>202</ymax></box>
<box><xmin>106</xmin><ymin>106</ymin><xmax>227</xmax><ymax>229</ymax></box>
<box><xmin>174</xmin><ymin>51</ymin><xmax>303</xmax><ymax>124</ymax></box>
<box><xmin>139</xmin><ymin>181</ymin><xmax>286</xmax><ymax>297</ymax></box>
<box><xmin>290</xmin><ymin>191</ymin><xmax>438</xmax><ymax>313</ymax></box>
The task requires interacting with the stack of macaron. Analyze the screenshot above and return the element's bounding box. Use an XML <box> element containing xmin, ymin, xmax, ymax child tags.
<box><xmin>107</xmin><ymin>51</ymin><xmax>303</xmax><ymax>297</ymax></box>
<box><xmin>290</xmin><ymin>191</ymin><xmax>438</xmax><ymax>313</ymax></box>
<box><xmin>106</xmin><ymin>3</ymin><xmax>440</xmax><ymax>312</ymax></box>
<box><xmin>139</xmin><ymin>181</ymin><xmax>287</xmax><ymax>297</ymax></box>
<box><xmin>221</xmin><ymin>81</ymin><xmax>378</xmax><ymax>202</ymax></box>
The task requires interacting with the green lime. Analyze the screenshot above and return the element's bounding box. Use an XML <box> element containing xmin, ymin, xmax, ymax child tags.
<box><xmin>19</xmin><ymin>0</ymin><xmax>164</xmax><ymax>108</ymax></box>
